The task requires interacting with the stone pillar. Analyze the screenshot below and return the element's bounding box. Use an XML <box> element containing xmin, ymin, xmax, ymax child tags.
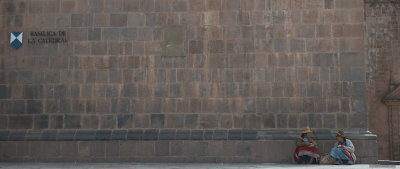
<box><xmin>365</xmin><ymin>0</ymin><xmax>400</xmax><ymax>160</ymax></box>
<box><xmin>388</xmin><ymin>105</ymin><xmax>400</xmax><ymax>160</ymax></box>
<box><xmin>383</xmin><ymin>87</ymin><xmax>400</xmax><ymax>160</ymax></box>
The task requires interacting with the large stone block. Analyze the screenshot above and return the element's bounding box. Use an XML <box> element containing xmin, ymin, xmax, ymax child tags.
<box><xmin>89</xmin><ymin>0</ymin><xmax>104</xmax><ymax>12</ymax></box>
<box><xmin>93</xmin><ymin>13</ymin><xmax>110</xmax><ymax>27</ymax></box>
<box><xmin>49</xmin><ymin>115</ymin><xmax>63</xmax><ymax>129</ymax></box>
<box><xmin>290</xmin><ymin>39</ymin><xmax>305</xmax><ymax>52</ymax></box>
<box><xmin>295</xmin><ymin>25</ymin><xmax>315</xmax><ymax>38</ymax></box>
<box><xmin>33</xmin><ymin>115</ymin><xmax>48</xmax><ymax>129</ymax></box>
<box><xmin>340</xmin><ymin>52</ymin><xmax>364</xmax><ymax>67</ymax></box>
<box><xmin>71</xmin><ymin>14</ymin><xmax>92</xmax><ymax>27</ymax></box>
<box><xmin>91</xmin><ymin>42</ymin><xmax>108</xmax><ymax>55</ymax></box>
<box><xmin>100</xmin><ymin>115</ymin><xmax>116</xmax><ymax>129</ymax></box>
<box><xmin>151</xmin><ymin>114</ymin><xmax>165</xmax><ymax>128</ymax></box>
<box><xmin>110</xmin><ymin>14</ymin><xmax>127</xmax><ymax>27</ymax></box>
<box><xmin>302</xmin><ymin>10</ymin><xmax>318</xmax><ymax>24</ymax></box>
<box><xmin>312</xmin><ymin>53</ymin><xmax>338</xmax><ymax>67</ymax></box>
<box><xmin>64</xmin><ymin>115</ymin><xmax>81</xmax><ymax>129</ymax></box>
<box><xmin>343</xmin><ymin>82</ymin><xmax>366</xmax><ymax>98</ymax></box>
<box><xmin>163</xmin><ymin>25</ymin><xmax>185</xmax><ymax>56</ymax></box>
<box><xmin>0</xmin><ymin>116</ymin><xmax>8</xmax><ymax>129</ymax></box>
<box><xmin>206</xmin><ymin>0</ymin><xmax>221</xmax><ymax>10</ymax></box>
<box><xmin>341</xmin><ymin>67</ymin><xmax>365</xmax><ymax>82</ymax></box>
<box><xmin>189</xmin><ymin>40</ymin><xmax>204</xmax><ymax>54</ymax></box>
<box><xmin>272</xmin><ymin>39</ymin><xmax>288</xmax><ymax>52</ymax></box>
<box><xmin>9</xmin><ymin>116</ymin><xmax>33</xmax><ymax>129</ymax></box>
<box><xmin>83</xmin><ymin>115</ymin><xmax>99</xmax><ymax>129</ymax></box>
<box><xmin>184</xmin><ymin>114</ymin><xmax>198</xmax><ymax>128</ymax></box>
<box><xmin>199</xmin><ymin>114</ymin><xmax>218</xmax><ymax>129</ymax></box>
<box><xmin>166</xmin><ymin>114</ymin><xmax>184</xmax><ymax>128</ymax></box>
<box><xmin>117</xmin><ymin>114</ymin><xmax>133</xmax><ymax>128</ymax></box>
<box><xmin>335</xmin><ymin>0</ymin><xmax>363</xmax><ymax>9</ymax></box>
<box><xmin>102</xmin><ymin>28</ymin><xmax>121</xmax><ymax>40</ymax></box>
<box><xmin>173</xmin><ymin>0</ymin><xmax>188</xmax><ymax>11</ymax></box>
<box><xmin>0</xmin><ymin>85</ymin><xmax>11</xmax><ymax>99</ymax></box>
<box><xmin>127</xmin><ymin>13</ymin><xmax>145</xmax><ymax>26</ymax></box>
<box><xmin>220</xmin><ymin>11</ymin><xmax>238</xmax><ymax>25</ymax></box>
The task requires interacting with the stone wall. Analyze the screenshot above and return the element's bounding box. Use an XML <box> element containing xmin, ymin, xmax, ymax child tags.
<box><xmin>0</xmin><ymin>140</ymin><xmax>378</xmax><ymax>163</ymax></box>
<box><xmin>365</xmin><ymin>0</ymin><xmax>400</xmax><ymax>160</ymax></box>
<box><xmin>0</xmin><ymin>0</ymin><xmax>377</xmax><ymax>163</ymax></box>
<box><xmin>0</xmin><ymin>130</ymin><xmax>378</xmax><ymax>163</ymax></box>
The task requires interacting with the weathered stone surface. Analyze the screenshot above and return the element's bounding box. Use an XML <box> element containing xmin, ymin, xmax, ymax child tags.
<box><xmin>117</xmin><ymin>114</ymin><xmax>133</xmax><ymax>129</ymax></box>
<box><xmin>151</xmin><ymin>114</ymin><xmax>165</xmax><ymax>128</ymax></box>
<box><xmin>82</xmin><ymin>115</ymin><xmax>99</xmax><ymax>129</ymax></box>
<box><xmin>0</xmin><ymin>134</ymin><xmax>377</xmax><ymax>162</ymax></box>
<box><xmin>9</xmin><ymin>116</ymin><xmax>32</xmax><ymax>129</ymax></box>
<box><xmin>0</xmin><ymin>0</ymin><xmax>380</xmax><ymax>163</ymax></box>
<box><xmin>110</xmin><ymin>14</ymin><xmax>127</xmax><ymax>27</ymax></box>
<box><xmin>64</xmin><ymin>115</ymin><xmax>81</xmax><ymax>129</ymax></box>
<box><xmin>163</xmin><ymin>25</ymin><xmax>185</xmax><ymax>57</ymax></box>
<box><xmin>33</xmin><ymin>115</ymin><xmax>49</xmax><ymax>129</ymax></box>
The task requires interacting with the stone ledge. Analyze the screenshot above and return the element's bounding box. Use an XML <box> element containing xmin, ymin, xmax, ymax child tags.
<box><xmin>0</xmin><ymin>129</ymin><xmax>376</xmax><ymax>141</ymax></box>
<box><xmin>0</xmin><ymin>139</ymin><xmax>378</xmax><ymax>163</ymax></box>
<box><xmin>378</xmin><ymin>160</ymin><xmax>400</xmax><ymax>165</ymax></box>
<box><xmin>365</xmin><ymin>0</ymin><xmax>400</xmax><ymax>3</ymax></box>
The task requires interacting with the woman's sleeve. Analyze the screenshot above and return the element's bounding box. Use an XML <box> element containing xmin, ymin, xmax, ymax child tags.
<box><xmin>332</xmin><ymin>142</ymin><xmax>338</xmax><ymax>149</ymax></box>
<box><xmin>296</xmin><ymin>138</ymin><xmax>307</xmax><ymax>147</ymax></box>
<box><xmin>344</xmin><ymin>140</ymin><xmax>355</xmax><ymax>153</ymax></box>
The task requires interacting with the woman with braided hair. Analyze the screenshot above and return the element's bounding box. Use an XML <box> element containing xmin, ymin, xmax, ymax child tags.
<box><xmin>294</xmin><ymin>126</ymin><xmax>319</xmax><ymax>164</ymax></box>
<box><xmin>330</xmin><ymin>130</ymin><xmax>357</xmax><ymax>165</ymax></box>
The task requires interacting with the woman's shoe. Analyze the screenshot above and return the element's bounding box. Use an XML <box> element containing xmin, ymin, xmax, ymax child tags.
<box><xmin>333</xmin><ymin>160</ymin><xmax>342</xmax><ymax>165</ymax></box>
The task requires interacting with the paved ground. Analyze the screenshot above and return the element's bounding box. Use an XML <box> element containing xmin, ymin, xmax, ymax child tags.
<box><xmin>0</xmin><ymin>163</ymin><xmax>399</xmax><ymax>169</ymax></box>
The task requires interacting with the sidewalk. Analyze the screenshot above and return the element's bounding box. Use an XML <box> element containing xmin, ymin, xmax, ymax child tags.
<box><xmin>0</xmin><ymin>163</ymin><xmax>399</xmax><ymax>169</ymax></box>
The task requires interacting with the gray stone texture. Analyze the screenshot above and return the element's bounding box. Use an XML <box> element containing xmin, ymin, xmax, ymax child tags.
<box><xmin>0</xmin><ymin>135</ymin><xmax>377</xmax><ymax>163</ymax></box>
<box><xmin>0</xmin><ymin>0</ymin><xmax>377</xmax><ymax>163</ymax></box>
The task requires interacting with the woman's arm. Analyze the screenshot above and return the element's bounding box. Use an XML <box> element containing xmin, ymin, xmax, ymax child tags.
<box><xmin>309</xmin><ymin>138</ymin><xmax>318</xmax><ymax>148</ymax></box>
<box><xmin>333</xmin><ymin>142</ymin><xmax>339</xmax><ymax>149</ymax></box>
<box><xmin>344</xmin><ymin>139</ymin><xmax>355</xmax><ymax>153</ymax></box>
<box><xmin>296</xmin><ymin>138</ymin><xmax>308</xmax><ymax>147</ymax></box>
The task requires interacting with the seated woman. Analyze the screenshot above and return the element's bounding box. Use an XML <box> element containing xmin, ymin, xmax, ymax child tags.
<box><xmin>330</xmin><ymin>130</ymin><xmax>357</xmax><ymax>165</ymax></box>
<box><xmin>294</xmin><ymin>126</ymin><xmax>319</xmax><ymax>164</ymax></box>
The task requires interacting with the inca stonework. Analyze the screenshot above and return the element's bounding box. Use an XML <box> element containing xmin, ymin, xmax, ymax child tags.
<box><xmin>0</xmin><ymin>0</ymin><xmax>391</xmax><ymax>163</ymax></box>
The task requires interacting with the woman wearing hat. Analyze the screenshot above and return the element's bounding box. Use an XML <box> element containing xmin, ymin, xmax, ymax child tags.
<box><xmin>294</xmin><ymin>126</ymin><xmax>319</xmax><ymax>164</ymax></box>
<box><xmin>330</xmin><ymin>130</ymin><xmax>356</xmax><ymax>165</ymax></box>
